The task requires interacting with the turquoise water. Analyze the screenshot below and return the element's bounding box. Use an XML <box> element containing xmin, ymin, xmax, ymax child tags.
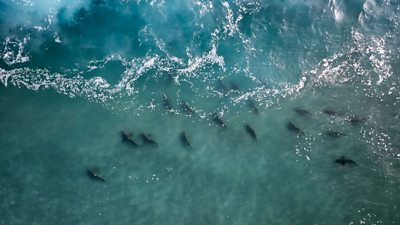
<box><xmin>1</xmin><ymin>0</ymin><xmax>400</xmax><ymax>224</ymax></box>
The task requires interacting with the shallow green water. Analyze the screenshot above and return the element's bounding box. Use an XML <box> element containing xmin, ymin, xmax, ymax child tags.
<box><xmin>1</xmin><ymin>84</ymin><xmax>399</xmax><ymax>225</ymax></box>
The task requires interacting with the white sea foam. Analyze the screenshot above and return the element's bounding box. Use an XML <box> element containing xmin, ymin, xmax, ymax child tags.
<box><xmin>178</xmin><ymin>43</ymin><xmax>225</xmax><ymax>74</ymax></box>
<box><xmin>329</xmin><ymin>0</ymin><xmax>345</xmax><ymax>23</ymax></box>
<box><xmin>222</xmin><ymin>1</ymin><xmax>240</xmax><ymax>36</ymax></box>
<box><xmin>194</xmin><ymin>0</ymin><xmax>214</xmax><ymax>16</ymax></box>
<box><xmin>0</xmin><ymin>0</ymin><xmax>397</xmax><ymax>113</ymax></box>
<box><xmin>2</xmin><ymin>35</ymin><xmax>30</xmax><ymax>65</ymax></box>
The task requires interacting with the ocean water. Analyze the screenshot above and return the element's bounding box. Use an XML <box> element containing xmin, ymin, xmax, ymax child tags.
<box><xmin>1</xmin><ymin>0</ymin><xmax>400</xmax><ymax>224</ymax></box>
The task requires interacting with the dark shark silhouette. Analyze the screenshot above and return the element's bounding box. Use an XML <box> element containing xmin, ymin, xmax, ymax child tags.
<box><xmin>162</xmin><ymin>94</ymin><xmax>175</xmax><ymax>113</ymax></box>
<box><xmin>346</xmin><ymin>115</ymin><xmax>367</xmax><ymax>125</ymax></box>
<box><xmin>245</xmin><ymin>124</ymin><xmax>257</xmax><ymax>141</ymax></box>
<box><xmin>325</xmin><ymin>130</ymin><xmax>347</xmax><ymax>138</ymax></box>
<box><xmin>247</xmin><ymin>99</ymin><xmax>259</xmax><ymax>115</ymax></box>
<box><xmin>294</xmin><ymin>107</ymin><xmax>311</xmax><ymax>117</ymax></box>
<box><xmin>181</xmin><ymin>101</ymin><xmax>196</xmax><ymax>115</ymax></box>
<box><xmin>287</xmin><ymin>122</ymin><xmax>305</xmax><ymax>135</ymax></box>
<box><xmin>87</xmin><ymin>168</ymin><xmax>105</xmax><ymax>182</ymax></box>
<box><xmin>180</xmin><ymin>132</ymin><xmax>192</xmax><ymax>150</ymax></box>
<box><xmin>334</xmin><ymin>156</ymin><xmax>357</xmax><ymax>166</ymax></box>
<box><xmin>141</xmin><ymin>133</ymin><xmax>158</xmax><ymax>146</ymax></box>
<box><xmin>323</xmin><ymin>108</ymin><xmax>344</xmax><ymax>117</ymax></box>
<box><xmin>121</xmin><ymin>131</ymin><xmax>139</xmax><ymax>146</ymax></box>
<box><xmin>217</xmin><ymin>79</ymin><xmax>229</xmax><ymax>93</ymax></box>
<box><xmin>212</xmin><ymin>113</ymin><xmax>227</xmax><ymax>128</ymax></box>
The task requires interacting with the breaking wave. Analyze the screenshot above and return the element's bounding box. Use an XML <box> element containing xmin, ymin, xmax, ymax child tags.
<box><xmin>0</xmin><ymin>0</ymin><xmax>399</xmax><ymax>111</ymax></box>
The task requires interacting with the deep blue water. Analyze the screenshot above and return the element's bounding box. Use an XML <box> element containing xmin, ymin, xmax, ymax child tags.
<box><xmin>1</xmin><ymin>0</ymin><xmax>400</xmax><ymax>224</ymax></box>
